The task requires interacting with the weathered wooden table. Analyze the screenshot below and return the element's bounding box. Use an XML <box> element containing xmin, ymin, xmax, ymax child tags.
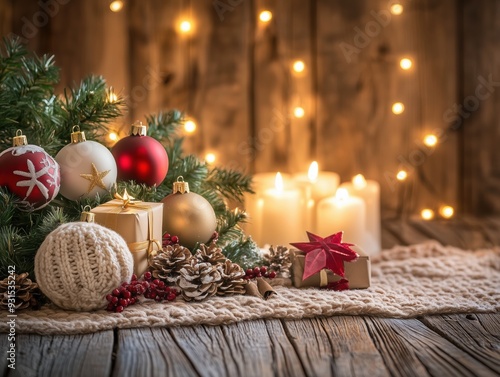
<box><xmin>1</xmin><ymin>217</ymin><xmax>499</xmax><ymax>377</ymax></box>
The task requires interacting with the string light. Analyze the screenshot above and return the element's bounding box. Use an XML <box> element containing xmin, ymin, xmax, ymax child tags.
<box><xmin>205</xmin><ymin>153</ymin><xmax>216</xmax><ymax>164</ymax></box>
<box><xmin>423</xmin><ymin>134</ymin><xmax>438</xmax><ymax>147</ymax></box>
<box><xmin>108</xmin><ymin>132</ymin><xmax>118</xmax><ymax>141</ymax></box>
<box><xmin>396</xmin><ymin>170</ymin><xmax>408</xmax><ymax>181</ymax></box>
<box><xmin>107</xmin><ymin>88</ymin><xmax>118</xmax><ymax>103</ymax></box>
<box><xmin>293</xmin><ymin>106</ymin><xmax>305</xmax><ymax>118</ymax></box>
<box><xmin>109</xmin><ymin>1</ymin><xmax>123</xmax><ymax>12</ymax></box>
<box><xmin>400</xmin><ymin>58</ymin><xmax>412</xmax><ymax>70</ymax></box>
<box><xmin>392</xmin><ymin>102</ymin><xmax>405</xmax><ymax>114</ymax></box>
<box><xmin>179</xmin><ymin>20</ymin><xmax>192</xmax><ymax>34</ymax></box>
<box><xmin>421</xmin><ymin>209</ymin><xmax>435</xmax><ymax>220</ymax></box>
<box><xmin>259</xmin><ymin>10</ymin><xmax>273</xmax><ymax>23</ymax></box>
<box><xmin>292</xmin><ymin>60</ymin><xmax>305</xmax><ymax>73</ymax></box>
<box><xmin>390</xmin><ymin>3</ymin><xmax>403</xmax><ymax>15</ymax></box>
<box><xmin>184</xmin><ymin>119</ymin><xmax>197</xmax><ymax>134</ymax></box>
<box><xmin>439</xmin><ymin>205</ymin><xmax>454</xmax><ymax>219</ymax></box>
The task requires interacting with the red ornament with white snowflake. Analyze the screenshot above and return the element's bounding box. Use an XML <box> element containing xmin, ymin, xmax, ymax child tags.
<box><xmin>0</xmin><ymin>130</ymin><xmax>60</xmax><ymax>211</ymax></box>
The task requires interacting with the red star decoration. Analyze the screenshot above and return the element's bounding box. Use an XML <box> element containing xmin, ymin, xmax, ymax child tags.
<box><xmin>290</xmin><ymin>231</ymin><xmax>358</xmax><ymax>281</ymax></box>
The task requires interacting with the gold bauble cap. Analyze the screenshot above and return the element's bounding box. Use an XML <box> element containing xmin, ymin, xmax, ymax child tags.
<box><xmin>80</xmin><ymin>206</ymin><xmax>95</xmax><ymax>223</ymax></box>
<box><xmin>70</xmin><ymin>125</ymin><xmax>87</xmax><ymax>143</ymax></box>
<box><xmin>12</xmin><ymin>129</ymin><xmax>28</xmax><ymax>147</ymax></box>
<box><xmin>172</xmin><ymin>176</ymin><xmax>190</xmax><ymax>194</ymax></box>
<box><xmin>131</xmin><ymin>122</ymin><xmax>147</xmax><ymax>136</ymax></box>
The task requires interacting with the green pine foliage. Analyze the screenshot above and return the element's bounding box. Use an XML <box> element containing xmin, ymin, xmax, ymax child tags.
<box><xmin>0</xmin><ymin>37</ymin><xmax>259</xmax><ymax>280</ymax></box>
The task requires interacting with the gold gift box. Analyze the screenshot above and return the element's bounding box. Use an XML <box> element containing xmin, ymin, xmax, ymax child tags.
<box><xmin>91</xmin><ymin>199</ymin><xmax>163</xmax><ymax>277</ymax></box>
<box><xmin>290</xmin><ymin>246</ymin><xmax>371</xmax><ymax>289</ymax></box>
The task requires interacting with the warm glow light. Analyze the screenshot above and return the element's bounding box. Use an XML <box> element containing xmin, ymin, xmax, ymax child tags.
<box><xmin>205</xmin><ymin>153</ymin><xmax>216</xmax><ymax>164</ymax></box>
<box><xmin>109</xmin><ymin>1</ymin><xmax>123</xmax><ymax>12</ymax></box>
<box><xmin>293</xmin><ymin>106</ymin><xmax>305</xmax><ymax>118</ymax></box>
<box><xmin>107</xmin><ymin>88</ymin><xmax>118</xmax><ymax>103</ymax></box>
<box><xmin>184</xmin><ymin>119</ymin><xmax>197</xmax><ymax>134</ymax></box>
<box><xmin>423</xmin><ymin>134</ymin><xmax>438</xmax><ymax>147</ymax></box>
<box><xmin>421</xmin><ymin>209</ymin><xmax>435</xmax><ymax>220</ymax></box>
<box><xmin>400</xmin><ymin>58</ymin><xmax>413</xmax><ymax>70</ymax></box>
<box><xmin>308</xmin><ymin>161</ymin><xmax>319</xmax><ymax>182</ymax></box>
<box><xmin>352</xmin><ymin>174</ymin><xmax>367</xmax><ymax>190</ymax></box>
<box><xmin>390</xmin><ymin>3</ymin><xmax>404</xmax><ymax>15</ymax></box>
<box><xmin>274</xmin><ymin>172</ymin><xmax>284</xmax><ymax>192</ymax></box>
<box><xmin>179</xmin><ymin>20</ymin><xmax>192</xmax><ymax>34</ymax></box>
<box><xmin>336</xmin><ymin>188</ymin><xmax>349</xmax><ymax>201</ymax></box>
<box><xmin>396</xmin><ymin>170</ymin><xmax>408</xmax><ymax>181</ymax></box>
<box><xmin>292</xmin><ymin>60</ymin><xmax>305</xmax><ymax>73</ymax></box>
<box><xmin>259</xmin><ymin>10</ymin><xmax>273</xmax><ymax>22</ymax></box>
<box><xmin>392</xmin><ymin>102</ymin><xmax>405</xmax><ymax>114</ymax></box>
<box><xmin>108</xmin><ymin>132</ymin><xmax>118</xmax><ymax>141</ymax></box>
<box><xmin>439</xmin><ymin>205</ymin><xmax>454</xmax><ymax>219</ymax></box>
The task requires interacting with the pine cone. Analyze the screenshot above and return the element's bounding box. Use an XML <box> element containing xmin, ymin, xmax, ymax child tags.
<box><xmin>195</xmin><ymin>243</ymin><xmax>227</xmax><ymax>266</ymax></box>
<box><xmin>149</xmin><ymin>244</ymin><xmax>194</xmax><ymax>284</ymax></box>
<box><xmin>217</xmin><ymin>260</ymin><xmax>247</xmax><ymax>296</ymax></box>
<box><xmin>0</xmin><ymin>273</ymin><xmax>42</xmax><ymax>311</ymax></box>
<box><xmin>178</xmin><ymin>262</ymin><xmax>222</xmax><ymax>301</ymax></box>
<box><xmin>263</xmin><ymin>245</ymin><xmax>292</xmax><ymax>278</ymax></box>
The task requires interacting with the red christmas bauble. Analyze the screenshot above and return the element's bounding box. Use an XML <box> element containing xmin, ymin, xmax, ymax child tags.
<box><xmin>0</xmin><ymin>144</ymin><xmax>60</xmax><ymax>210</ymax></box>
<box><xmin>112</xmin><ymin>125</ymin><xmax>169</xmax><ymax>187</ymax></box>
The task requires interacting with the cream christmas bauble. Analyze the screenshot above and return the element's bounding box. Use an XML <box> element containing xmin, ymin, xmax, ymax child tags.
<box><xmin>55</xmin><ymin>127</ymin><xmax>117</xmax><ymax>201</ymax></box>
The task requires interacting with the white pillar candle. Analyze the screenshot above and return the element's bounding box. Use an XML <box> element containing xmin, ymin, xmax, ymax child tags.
<box><xmin>244</xmin><ymin>172</ymin><xmax>295</xmax><ymax>243</ymax></box>
<box><xmin>293</xmin><ymin>161</ymin><xmax>340</xmax><ymax>233</ymax></box>
<box><xmin>316</xmin><ymin>188</ymin><xmax>366</xmax><ymax>248</ymax></box>
<box><xmin>340</xmin><ymin>174</ymin><xmax>381</xmax><ymax>255</ymax></box>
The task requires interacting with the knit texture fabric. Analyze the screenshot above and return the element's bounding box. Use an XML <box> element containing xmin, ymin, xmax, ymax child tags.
<box><xmin>34</xmin><ymin>222</ymin><xmax>134</xmax><ymax>311</ymax></box>
<box><xmin>8</xmin><ymin>241</ymin><xmax>500</xmax><ymax>335</ymax></box>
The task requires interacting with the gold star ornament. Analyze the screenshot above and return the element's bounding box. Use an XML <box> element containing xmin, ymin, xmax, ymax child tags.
<box><xmin>80</xmin><ymin>163</ymin><xmax>110</xmax><ymax>193</ymax></box>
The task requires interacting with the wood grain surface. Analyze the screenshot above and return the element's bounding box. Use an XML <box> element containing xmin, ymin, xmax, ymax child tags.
<box><xmin>3</xmin><ymin>0</ymin><xmax>497</xmax><ymax>215</ymax></box>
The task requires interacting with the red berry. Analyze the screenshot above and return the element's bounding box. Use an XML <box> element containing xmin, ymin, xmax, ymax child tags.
<box><xmin>144</xmin><ymin>271</ymin><xmax>152</xmax><ymax>281</ymax></box>
<box><xmin>153</xmin><ymin>279</ymin><xmax>160</xmax><ymax>285</ymax></box>
<box><xmin>106</xmin><ymin>294</ymin><xmax>113</xmax><ymax>302</ymax></box>
<box><xmin>119</xmin><ymin>299</ymin><xmax>128</xmax><ymax>307</ymax></box>
<box><xmin>112</xmin><ymin>288</ymin><xmax>120</xmax><ymax>296</ymax></box>
<box><xmin>106</xmin><ymin>303</ymin><xmax>115</xmax><ymax>311</ymax></box>
<box><xmin>253</xmin><ymin>267</ymin><xmax>260</xmax><ymax>275</ymax></box>
<box><xmin>122</xmin><ymin>290</ymin><xmax>132</xmax><ymax>299</ymax></box>
<box><xmin>111</xmin><ymin>296</ymin><xmax>119</xmax><ymax>305</ymax></box>
<box><xmin>129</xmin><ymin>298</ymin><xmax>137</xmax><ymax>305</ymax></box>
<box><xmin>171</xmin><ymin>235</ymin><xmax>179</xmax><ymax>243</ymax></box>
<box><xmin>260</xmin><ymin>266</ymin><xmax>267</xmax><ymax>274</ymax></box>
<box><xmin>268</xmin><ymin>271</ymin><xmax>277</xmax><ymax>279</ymax></box>
<box><xmin>167</xmin><ymin>293</ymin><xmax>176</xmax><ymax>301</ymax></box>
<box><xmin>131</xmin><ymin>274</ymin><xmax>138</xmax><ymax>281</ymax></box>
<box><xmin>115</xmin><ymin>306</ymin><xmax>124</xmax><ymax>313</ymax></box>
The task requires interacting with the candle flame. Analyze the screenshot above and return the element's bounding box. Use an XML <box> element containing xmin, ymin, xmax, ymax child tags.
<box><xmin>336</xmin><ymin>188</ymin><xmax>349</xmax><ymax>201</ymax></box>
<box><xmin>352</xmin><ymin>174</ymin><xmax>367</xmax><ymax>189</ymax></box>
<box><xmin>308</xmin><ymin>161</ymin><xmax>319</xmax><ymax>182</ymax></box>
<box><xmin>275</xmin><ymin>172</ymin><xmax>284</xmax><ymax>192</ymax></box>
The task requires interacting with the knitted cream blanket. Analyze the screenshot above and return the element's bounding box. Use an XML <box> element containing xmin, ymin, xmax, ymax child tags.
<box><xmin>3</xmin><ymin>241</ymin><xmax>499</xmax><ymax>335</ymax></box>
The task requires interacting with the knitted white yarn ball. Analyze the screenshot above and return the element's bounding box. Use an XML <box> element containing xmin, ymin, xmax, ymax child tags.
<box><xmin>35</xmin><ymin>222</ymin><xmax>134</xmax><ymax>311</ymax></box>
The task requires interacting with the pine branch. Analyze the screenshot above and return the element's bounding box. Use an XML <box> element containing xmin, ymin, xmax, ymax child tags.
<box><xmin>216</xmin><ymin>208</ymin><xmax>248</xmax><ymax>246</ymax></box>
<box><xmin>204</xmin><ymin>168</ymin><xmax>254</xmax><ymax>203</ymax></box>
<box><xmin>222</xmin><ymin>237</ymin><xmax>262</xmax><ymax>270</ymax></box>
<box><xmin>61</xmin><ymin>76</ymin><xmax>125</xmax><ymax>138</ymax></box>
<box><xmin>146</xmin><ymin>110</ymin><xmax>183</xmax><ymax>142</ymax></box>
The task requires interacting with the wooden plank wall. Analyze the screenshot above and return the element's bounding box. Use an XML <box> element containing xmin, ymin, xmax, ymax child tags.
<box><xmin>0</xmin><ymin>0</ymin><xmax>498</xmax><ymax>216</ymax></box>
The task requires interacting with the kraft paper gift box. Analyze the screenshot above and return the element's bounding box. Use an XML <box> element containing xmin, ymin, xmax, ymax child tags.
<box><xmin>91</xmin><ymin>199</ymin><xmax>163</xmax><ymax>277</ymax></box>
<box><xmin>291</xmin><ymin>246</ymin><xmax>371</xmax><ymax>289</ymax></box>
